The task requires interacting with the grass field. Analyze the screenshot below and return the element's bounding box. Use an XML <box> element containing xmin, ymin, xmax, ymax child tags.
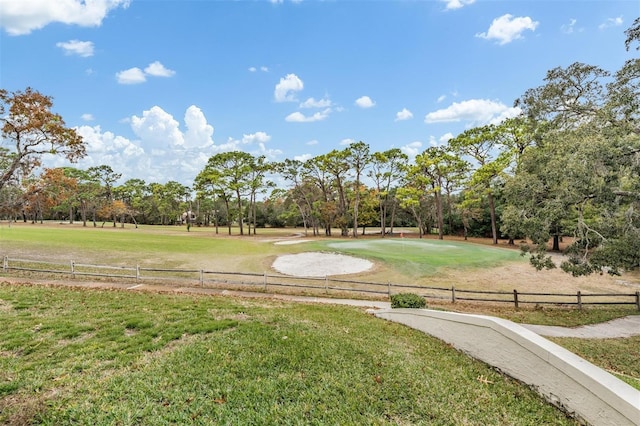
<box><xmin>0</xmin><ymin>283</ymin><xmax>578</xmax><ymax>425</ymax></box>
<box><xmin>1</xmin><ymin>221</ymin><xmax>639</xmax><ymax>411</ymax></box>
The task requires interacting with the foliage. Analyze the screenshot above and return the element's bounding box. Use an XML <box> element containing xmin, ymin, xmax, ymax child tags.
<box><xmin>0</xmin><ymin>88</ymin><xmax>85</xmax><ymax>191</ymax></box>
<box><xmin>390</xmin><ymin>293</ymin><xmax>427</xmax><ymax>308</ymax></box>
<box><xmin>504</xmin><ymin>54</ymin><xmax>640</xmax><ymax>275</ymax></box>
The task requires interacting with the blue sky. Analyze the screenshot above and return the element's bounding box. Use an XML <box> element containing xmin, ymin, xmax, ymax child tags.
<box><xmin>1</xmin><ymin>0</ymin><xmax>638</xmax><ymax>187</ymax></box>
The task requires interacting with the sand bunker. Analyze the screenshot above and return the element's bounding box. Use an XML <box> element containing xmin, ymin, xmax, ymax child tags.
<box><xmin>273</xmin><ymin>239</ymin><xmax>311</xmax><ymax>245</ymax></box>
<box><xmin>272</xmin><ymin>252</ymin><xmax>373</xmax><ymax>277</ymax></box>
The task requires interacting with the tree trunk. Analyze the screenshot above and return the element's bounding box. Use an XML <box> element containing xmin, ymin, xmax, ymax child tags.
<box><xmin>435</xmin><ymin>189</ymin><xmax>444</xmax><ymax>240</ymax></box>
<box><xmin>488</xmin><ymin>192</ymin><xmax>498</xmax><ymax>244</ymax></box>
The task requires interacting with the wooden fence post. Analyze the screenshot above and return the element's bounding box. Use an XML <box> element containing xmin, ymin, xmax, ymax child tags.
<box><xmin>3</xmin><ymin>256</ymin><xmax>7</xmax><ymax>273</ymax></box>
<box><xmin>635</xmin><ymin>291</ymin><xmax>640</xmax><ymax>311</ymax></box>
<box><xmin>70</xmin><ymin>260</ymin><xmax>75</xmax><ymax>278</ymax></box>
<box><xmin>136</xmin><ymin>265</ymin><xmax>140</xmax><ymax>282</ymax></box>
<box><xmin>264</xmin><ymin>272</ymin><xmax>267</xmax><ymax>290</ymax></box>
<box><xmin>513</xmin><ymin>289</ymin><xmax>519</xmax><ymax>309</ymax></box>
<box><xmin>451</xmin><ymin>286</ymin><xmax>456</xmax><ymax>303</ymax></box>
<box><xmin>387</xmin><ymin>282</ymin><xmax>391</xmax><ymax>296</ymax></box>
<box><xmin>577</xmin><ymin>290</ymin><xmax>582</xmax><ymax>310</ymax></box>
<box><xmin>200</xmin><ymin>270</ymin><xmax>204</xmax><ymax>287</ymax></box>
<box><xmin>325</xmin><ymin>276</ymin><xmax>328</xmax><ymax>294</ymax></box>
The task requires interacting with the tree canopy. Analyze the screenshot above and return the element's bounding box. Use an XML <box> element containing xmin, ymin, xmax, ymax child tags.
<box><xmin>0</xmin><ymin>88</ymin><xmax>85</xmax><ymax>191</ymax></box>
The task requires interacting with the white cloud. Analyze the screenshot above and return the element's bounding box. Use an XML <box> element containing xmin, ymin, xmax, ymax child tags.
<box><xmin>300</xmin><ymin>97</ymin><xmax>332</xmax><ymax>108</ymax></box>
<box><xmin>437</xmin><ymin>95</ymin><xmax>446</xmax><ymax>103</ymax></box>
<box><xmin>42</xmin><ymin>124</ymin><xmax>145</xmax><ymax>183</ymax></box>
<box><xmin>221</xmin><ymin>131</ymin><xmax>279</xmax><ymax>160</ymax></box>
<box><xmin>49</xmin><ymin>106</ymin><xmax>283</xmax><ymax>185</ymax></box>
<box><xmin>256</xmin><ymin>143</ymin><xmax>282</xmax><ymax>160</ymax></box>
<box><xmin>0</xmin><ymin>0</ymin><xmax>130</xmax><ymax>36</ymax></box>
<box><xmin>488</xmin><ymin>107</ymin><xmax>522</xmax><ymax>125</ymax></box>
<box><xmin>599</xmin><ymin>16</ymin><xmax>623</xmax><ymax>30</ymax></box>
<box><xmin>131</xmin><ymin>106</ymin><xmax>185</xmax><ymax>149</ymax></box>
<box><xmin>242</xmin><ymin>131</ymin><xmax>271</xmax><ymax>144</ymax></box>
<box><xmin>285</xmin><ymin>109</ymin><xmax>331</xmax><ymax>123</ymax></box>
<box><xmin>56</xmin><ymin>39</ymin><xmax>94</xmax><ymax>57</ymax></box>
<box><xmin>116</xmin><ymin>61</ymin><xmax>175</xmax><ymax>84</ymax></box>
<box><xmin>81</xmin><ymin>113</ymin><xmax>94</xmax><ymax>121</ymax></box>
<box><xmin>476</xmin><ymin>14</ymin><xmax>539</xmax><ymax>45</ymax></box>
<box><xmin>561</xmin><ymin>18</ymin><xmax>578</xmax><ymax>34</ymax></box>
<box><xmin>395</xmin><ymin>108</ymin><xmax>413</xmax><ymax>121</ymax></box>
<box><xmin>425</xmin><ymin>99</ymin><xmax>521</xmax><ymax>125</ymax></box>
<box><xmin>340</xmin><ymin>138</ymin><xmax>356</xmax><ymax>146</ymax></box>
<box><xmin>116</xmin><ymin>67</ymin><xmax>146</xmax><ymax>84</ymax></box>
<box><xmin>248</xmin><ymin>67</ymin><xmax>257</xmax><ymax>72</ymax></box>
<box><xmin>439</xmin><ymin>132</ymin><xmax>454</xmax><ymax>144</ymax></box>
<box><xmin>183</xmin><ymin>105</ymin><xmax>214</xmax><ymax>148</ymax></box>
<box><xmin>306</xmin><ymin>139</ymin><xmax>319</xmax><ymax>146</ymax></box>
<box><xmin>275</xmin><ymin>73</ymin><xmax>304</xmax><ymax>102</ymax></box>
<box><xmin>441</xmin><ymin>0</ymin><xmax>475</xmax><ymax>10</ymax></box>
<box><xmin>355</xmin><ymin>96</ymin><xmax>375</xmax><ymax>108</ymax></box>
<box><xmin>401</xmin><ymin>141</ymin><xmax>422</xmax><ymax>159</ymax></box>
<box><xmin>294</xmin><ymin>153</ymin><xmax>312</xmax><ymax>162</ymax></box>
<box><xmin>260</xmin><ymin>66</ymin><xmax>269</xmax><ymax>72</ymax></box>
<box><xmin>144</xmin><ymin>61</ymin><xmax>175</xmax><ymax>77</ymax></box>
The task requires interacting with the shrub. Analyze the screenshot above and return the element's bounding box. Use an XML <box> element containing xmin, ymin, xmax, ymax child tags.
<box><xmin>390</xmin><ymin>293</ymin><xmax>426</xmax><ymax>309</ymax></box>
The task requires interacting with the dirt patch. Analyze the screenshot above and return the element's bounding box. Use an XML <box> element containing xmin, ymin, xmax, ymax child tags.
<box><xmin>272</xmin><ymin>252</ymin><xmax>374</xmax><ymax>277</ymax></box>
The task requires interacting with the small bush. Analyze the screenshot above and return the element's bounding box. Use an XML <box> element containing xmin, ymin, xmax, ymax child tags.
<box><xmin>390</xmin><ymin>293</ymin><xmax>426</xmax><ymax>309</ymax></box>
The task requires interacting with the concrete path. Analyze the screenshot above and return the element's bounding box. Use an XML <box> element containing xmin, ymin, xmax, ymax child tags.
<box><xmin>521</xmin><ymin>315</ymin><xmax>640</xmax><ymax>338</ymax></box>
<box><xmin>2</xmin><ymin>276</ymin><xmax>638</xmax><ymax>339</ymax></box>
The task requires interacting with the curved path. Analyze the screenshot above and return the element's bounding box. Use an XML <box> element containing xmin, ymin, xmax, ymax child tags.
<box><xmin>521</xmin><ymin>315</ymin><xmax>640</xmax><ymax>338</ymax></box>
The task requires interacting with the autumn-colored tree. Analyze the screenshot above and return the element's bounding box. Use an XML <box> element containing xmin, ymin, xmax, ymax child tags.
<box><xmin>0</xmin><ymin>88</ymin><xmax>85</xmax><ymax>190</ymax></box>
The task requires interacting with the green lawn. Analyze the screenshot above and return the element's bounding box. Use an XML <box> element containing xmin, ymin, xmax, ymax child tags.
<box><xmin>319</xmin><ymin>238</ymin><xmax>522</xmax><ymax>275</ymax></box>
<box><xmin>0</xmin><ymin>283</ymin><xmax>577</xmax><ymax>425</ymax></box>
<box><xmin>2</xmin><ymin>222</ymin><xmax>638</xmax><ymax>398</ymax></box>
<box><xmin>0</xmin><ymin>222</ymin><xmax>527</xmax><ymax>283</ymax></box>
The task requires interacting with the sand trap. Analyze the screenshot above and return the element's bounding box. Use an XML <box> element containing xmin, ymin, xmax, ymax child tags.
<box><xmin>272</xmin><ymin>252</ymin><xmax>373</xmax><ymax>277</ymax></box>
<box><xmin>274</xmin><ymin>239</ymin><xmax>311</xmax><ymax>245</ymax></box>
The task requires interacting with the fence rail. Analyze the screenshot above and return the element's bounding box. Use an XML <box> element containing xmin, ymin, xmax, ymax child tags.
<box><xmin>2</xmin><ymin>256</ymin><xmax>639</xmax><ymax>310</ymax></box>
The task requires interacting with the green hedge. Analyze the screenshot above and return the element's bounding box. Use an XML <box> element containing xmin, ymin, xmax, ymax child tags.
<box><xmin>390</xmin><ymin>293</ymin><xmax>426</xmax><ymax>309</ymax></box>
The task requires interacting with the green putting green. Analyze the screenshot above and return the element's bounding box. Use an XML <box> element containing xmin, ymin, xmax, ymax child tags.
<box><xmin>319</xmin><ymin>238</ymin><xmax>523</xmax><ymax>275</ymax></box>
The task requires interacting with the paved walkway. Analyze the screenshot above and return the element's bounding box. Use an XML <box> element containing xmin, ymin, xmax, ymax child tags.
<box><xmin>2</xmin><ymin>277</ymin><xmax>639</xmax><ymax>339</ymax></box>
<box><xmin>521</xmin><ymin>315</ymin><xmax>640</xmax><ymax>338</ymax></box>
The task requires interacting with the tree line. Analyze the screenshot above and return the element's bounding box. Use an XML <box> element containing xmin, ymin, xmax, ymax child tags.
<box><xmin>1</xmin><ymin>19</ymin><xmax>639</xmax><ymax>276</ymax></box>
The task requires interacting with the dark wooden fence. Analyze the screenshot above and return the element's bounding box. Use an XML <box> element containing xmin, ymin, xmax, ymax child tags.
<box><xmin>2</xmin><ymin>256</ymin><xmax>639</xmax><ymax>310</ymax></box>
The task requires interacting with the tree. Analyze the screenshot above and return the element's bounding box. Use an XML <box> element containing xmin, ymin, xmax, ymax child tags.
<box><xmin>63</xmin><ymin>167</ymin><xmax>102</xmax><ymax>226</ymax></box>
<box><xmin>345</xmin><ymin>141</ymin><xmax>370</xmax><ymax>237</ymax></box>
<box><xmin>318</xmin><ymin>149</ymin><xmax>351</xmax><ymax>236</ymax></box>
<box><xmin>449</xmin><ymin>125</ymin><xmax>507</xmax><ymax>244</ymax></box>
<box><xmin>624</xmin><ymin>17</ymin><xmax>640</xmax><ymax>51</ymax></box>
<box><xmin>397</xmin><ymin>162</ymin><xmax>433</xmax><ymax>238</ymax></box>
<box><xmin>368</xmin><ymin>149</ymin><xmax>408</xmax><ymax>236</ymax></box>
<box><xmin>415</xmin><ymin>146</ymin><xmax>468</xmax><ymax>240</ymax></box>
<box><xmin>0</xmin><ymin>88</ymin><xmax>85</xmax><ymax>191</ymax></box>
<box><xmin>276</xmin><ymin>159</ymin><xmax>319</xmax><ymax>236</ymax></box>
<box><xmin>502</xmin><ymin>28</ymin><xmax>640</xmax><ymax>275</ymax></box>
<box><xmin>88</xmin><ymin>165</ymin><xmax>121</xmax><ymax>227</ymax></box>
<box><xmin>196</xmin><ymin>151</ymin><xmax>258</xmax><ymax>235</ymax></box>
<box><xmin>302</xmin><ymin>154</ymin><xmax>339</xmax><ymax>236</ymax></box>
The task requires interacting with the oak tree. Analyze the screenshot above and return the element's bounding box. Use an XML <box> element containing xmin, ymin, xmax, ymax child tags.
<box><xmin>0</xmin><ymin>88</ymin><xmax>85</xmax><ymax>191</ymax></box>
